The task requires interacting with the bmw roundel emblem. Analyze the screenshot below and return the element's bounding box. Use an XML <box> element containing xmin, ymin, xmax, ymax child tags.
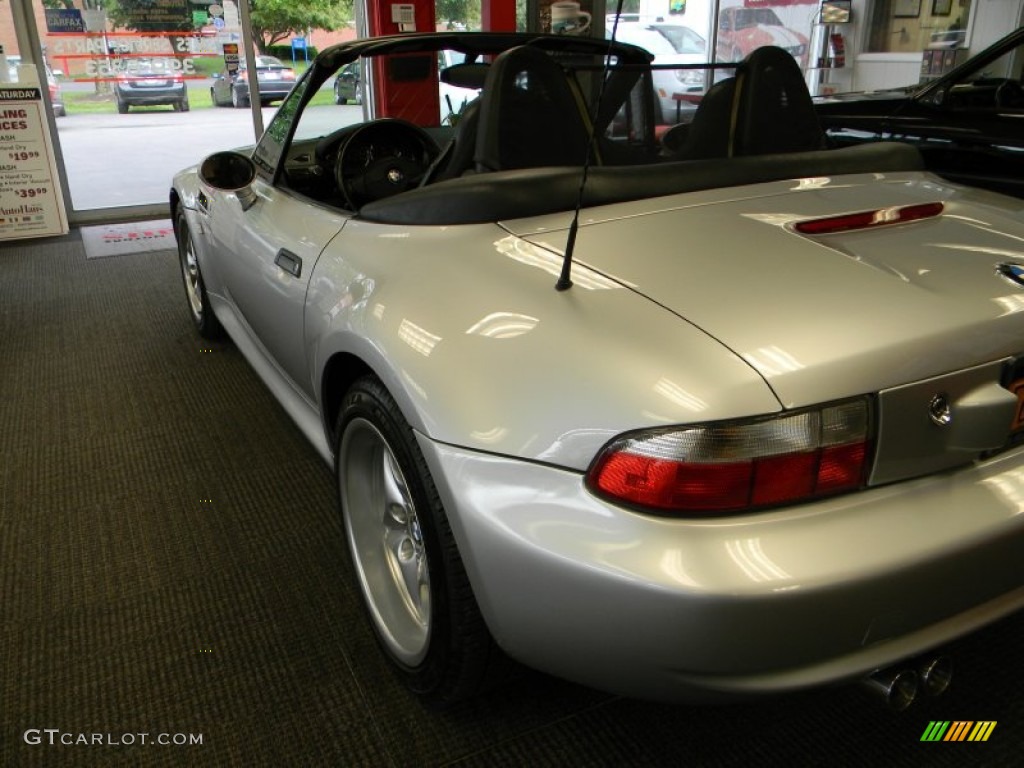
<box><xmin>996</xmin><ymin>262</ymin><xmax>1024</xmax><ymax>288</ymax></box>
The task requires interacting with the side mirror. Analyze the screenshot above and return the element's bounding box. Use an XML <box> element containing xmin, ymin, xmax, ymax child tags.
<box><xmin>199</xmin><ymin>151</ymin><xmax>258</xmax><ymax>211</ymax></box>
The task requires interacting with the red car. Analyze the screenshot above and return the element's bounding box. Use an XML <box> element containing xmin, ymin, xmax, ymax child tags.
<box><xmin>716</xmin><ymin>7</ymin><xmax>808</xmax><ymax>66</ymax></box>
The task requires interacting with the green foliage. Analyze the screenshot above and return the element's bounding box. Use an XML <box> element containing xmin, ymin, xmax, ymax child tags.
<box><xmin>105</xmin><ymin>0</ymin><xmax>195</xmax><ymax>33</ymax></box>
<box><xmin>435</xmin><ymin>0</ymin><xmax>471</xmax><ymax>25</ymax></box>
<box><xmin>250</xmin><ymin>0</ymin><xmax>352</xmax><ymax>51</ymax></box>
<box><xmin>265</xmin><ymin>43</ymin><xmax>320</xmax><ymax>60</ymax></box>
<box><xmin>101</xmin><ymin>0</ymin><xmax>352</xmax><ymax>54</ymax></box>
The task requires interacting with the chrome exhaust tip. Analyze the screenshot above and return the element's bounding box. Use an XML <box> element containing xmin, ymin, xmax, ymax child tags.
<box><xmin>918</xmin><ymin>655</ymin><xmax>953</xmax><ymax>697</ymax></box>
<box><xmin>862</xmin><ymin>668</ymin><xmax>919</xmax><ymax>711</ymax></box>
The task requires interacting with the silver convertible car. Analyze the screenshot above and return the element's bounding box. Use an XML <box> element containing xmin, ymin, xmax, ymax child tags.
<box><xmin>171</xmin><ymin>32</ymin><xmax>1024</xmax><ymax>707</ymax></box>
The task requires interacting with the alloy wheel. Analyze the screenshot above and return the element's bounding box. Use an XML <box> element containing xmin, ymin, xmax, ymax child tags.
<box><xmin>340</xmin><ymin>416</ymin><xmax>432</xmax><ymax>666</ymax></box>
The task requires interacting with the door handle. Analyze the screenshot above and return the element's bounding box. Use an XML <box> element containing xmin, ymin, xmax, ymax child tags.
<box><xmin>274</xmin><ymin>248</ymin><xmax>302</xmax><ymax>278</ymax></box>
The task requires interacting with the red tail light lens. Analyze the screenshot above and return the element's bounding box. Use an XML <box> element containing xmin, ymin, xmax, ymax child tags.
<box><xmin>587</xmin><ymin>399</ymin><xmax>872</xmax><ymax>515</ymax></box>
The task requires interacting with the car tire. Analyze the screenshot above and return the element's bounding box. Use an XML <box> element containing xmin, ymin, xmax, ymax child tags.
<box><xmin>116</xmin><ymin>98</ymin><xmax>128</xmax><ymax>114</ymax></box>
<box><xmin>179</xmin><ymin>96</ymin><xmax>190</xmax><ymax>112</ymax></box>
<box><xmin>336</xmin><ymin>376</ymin><xmax>503</xmax><ymax>704</ymax></box>
<box><xmin>231</xmin><ymin>88</ymin><xmax>248</xmax><ymax>108</ymax></box>
<box><xmin>334</xmin><ymin>80</ymin><xmax>345</xmax><ymax>104</ymax></box>
<box><xmin>175</xmin><ymin>211</ymin><xmax>223</xmax><ymax>339</ymax></box>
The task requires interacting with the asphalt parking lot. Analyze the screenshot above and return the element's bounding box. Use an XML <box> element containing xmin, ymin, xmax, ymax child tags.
<box><xmin>54</xmin><ymin>83</ymin><xmax>357</xmax><ymax>212</ymax></box>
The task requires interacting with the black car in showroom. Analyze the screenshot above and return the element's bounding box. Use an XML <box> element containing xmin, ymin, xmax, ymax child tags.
<box><xmin>816</xmin><ymin>27</ymin><xmax>1024</xmax><ymax>199</ymax></box>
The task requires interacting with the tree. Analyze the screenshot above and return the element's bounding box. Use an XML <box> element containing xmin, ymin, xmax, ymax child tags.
<box><xmin>102</xmin><ymin>0</ymin><xmax>353</xmax><ymax>55</ymax></box>
<box><xmin>435</xmin><ymin>0</ymin><xmax>472</xmax><ymax>27</ymax></box>
<box><xmin>249</xmin><ymin>0</ymin><xmax>352</xmax><ymax>53</ymax></box>
<box><xmin>104</xmin><ymin>0</ymin><xmax>196</xmax><ymax>60</ymax></box>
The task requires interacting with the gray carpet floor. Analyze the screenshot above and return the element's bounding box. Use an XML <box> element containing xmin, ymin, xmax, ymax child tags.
<box><xmin>1</xmin><ymin>232</ymin><xmax>1022</xmax><ymax>767</ymax></box>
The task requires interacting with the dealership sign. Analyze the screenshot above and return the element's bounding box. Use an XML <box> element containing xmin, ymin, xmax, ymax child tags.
<box><xmin>0</xmin><ymin>87</ymin><xmax>68</xmax><ymax>241</ymax></box>
<box><xmin>44</xmin><ymin>9</ymin><xmax>87</xmax><ymax>34</ymax></box>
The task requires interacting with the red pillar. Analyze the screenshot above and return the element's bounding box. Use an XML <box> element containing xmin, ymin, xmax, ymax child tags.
<box><xmin>481</xmin><ymin>0</ymin><xmax>517</xmax><ymax>32</ymax></box>
<box><xmin>364</xmin><ymin>0</ymin><xmax>440</xmax><ymax>123</ymax></box>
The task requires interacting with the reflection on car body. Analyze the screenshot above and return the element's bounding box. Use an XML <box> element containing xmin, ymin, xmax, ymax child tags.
<box><xmin>171</xmin><ymin>32</ymin><xmax>1024</xmax><ymax>708</ymax></box>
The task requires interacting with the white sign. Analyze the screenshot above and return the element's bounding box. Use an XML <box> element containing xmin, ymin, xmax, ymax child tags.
<box><xmin>0</xmin><ymin>86</ymin><xmax>69</xmax><ymax>240</ymax></box>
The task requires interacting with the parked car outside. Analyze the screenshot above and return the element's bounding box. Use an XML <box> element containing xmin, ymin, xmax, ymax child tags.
<box><xmin>211</xmin><ymin>55</ymin><xmax>296</xmax><ymax>108</ymax></box>
<box><xmin>6</xmin><ymin>55</ymin><xmax>65</xmax><ymax>117</ymax></box>
<box><xmin>610</xmin><ymin>21</ymin><xmax>707</xmax><ymax>122</ymax></box>
<box><xmin>333</xmin><ymin>61</ymin><xmax>362</xmax><ymax>105</ymax></box>
<box><xmin>816</xmin><ymin>26</ymin><xmax>1024</xmax><ymax>200</ymax></box>
<box><xmin>716</xmin><ymin>6</ymin><xmax>808</xmax><ymax>66</ymax></box>
<box><xmin>114</xmin><ymin>57</ymin><xmax>189</xmax><ymax>113</ymax></box>
<box><xmin>172</xmin><ymin>34</ymin><xmax>1024</xmax><ymax>709</ymax></box>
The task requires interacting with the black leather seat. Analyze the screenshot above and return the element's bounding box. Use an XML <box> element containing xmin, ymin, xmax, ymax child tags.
<box><xmin>732</xmin><ymin>45</ymin><xmax>827</xmax><ymax>155</ymax></box>
<box><xmin>473</xmin><ymin>45</ymin><xmax>596</xmax><ymax>172</ymax></box>
<box><xmin>671</xmin><ymin>46</ymin><xmax>826</xmax><ymax>159</ymax></box>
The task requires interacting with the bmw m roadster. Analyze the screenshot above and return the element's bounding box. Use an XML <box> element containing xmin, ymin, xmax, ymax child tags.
<box><xmin>172</xmin><ymin>32</ymin><xmax>1024</xmax><ymax>707</ymax></box>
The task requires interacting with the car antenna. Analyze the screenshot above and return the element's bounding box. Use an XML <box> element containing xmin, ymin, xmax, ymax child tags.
<box><xmin>555</xmin><ymin>0</ymin><xmax>626</xmax><ymax>292</ymax></box>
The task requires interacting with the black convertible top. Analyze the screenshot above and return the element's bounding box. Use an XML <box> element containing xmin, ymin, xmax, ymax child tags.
<box><xmin>358</xmin><ymin>142</ymin><xmax>926</xmax><ymax>226</ymax></box>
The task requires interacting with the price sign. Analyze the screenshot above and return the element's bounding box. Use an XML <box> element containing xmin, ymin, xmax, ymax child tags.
<box><xmin>0</xmin><ymin>86</ymin><xmax>68</xmax><ymax>240</ymax></box>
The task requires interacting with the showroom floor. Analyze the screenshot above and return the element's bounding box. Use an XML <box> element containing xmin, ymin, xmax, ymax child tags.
<box><xmin>1</xmin><ymin>231</ymin><xmax>1022</xmax><ymax>767</ymax></box>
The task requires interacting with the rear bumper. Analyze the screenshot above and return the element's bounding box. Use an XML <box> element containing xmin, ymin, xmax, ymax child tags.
<box><xmin>419</xmin><ymin>437</ymin><xmax>1024</xmax><ymax>701</ymax></box>
<box><xmin>116</xmin><ymin>84</ymin><xmax>186</xmax><ymax>105</ymax></box>
<box><xmin>236</xmin><ymin>82</ymin><xmax>293</xmax><ymax>101</ymax></box>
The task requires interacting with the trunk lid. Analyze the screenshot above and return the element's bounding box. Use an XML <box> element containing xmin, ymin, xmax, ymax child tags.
<box><xmin>516</xmin><ymin>175</ymin><xmax>1024</xmax><ymax>407</ymax></box>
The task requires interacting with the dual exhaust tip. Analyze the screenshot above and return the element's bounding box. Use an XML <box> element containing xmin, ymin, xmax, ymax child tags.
<box><xmin>862</xmin><ymin>655</ymin><xmax>953</xmax><ymax>711</ymax></box>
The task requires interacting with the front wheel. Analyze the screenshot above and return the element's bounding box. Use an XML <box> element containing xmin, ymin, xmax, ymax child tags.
<box><xmin>175</xmin><ymin>211</ymin><xmax>223</xmax><ymax>339</ymax></box>
<box><xmin>336</xmin><ymin>376</ymin><xmax>502</xmax><ymax>704</ymax></box>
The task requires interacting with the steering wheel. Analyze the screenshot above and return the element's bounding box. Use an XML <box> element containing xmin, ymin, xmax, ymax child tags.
<box><xmin>335</xmin><ymin>119</ymin><xmax>439</xmax><ymax>210</ymax></box>
<box><xmin>315</xmin><ymin>125</ymin><xmax>357</xmax><ymax>169</ymax></box>
<box><xmin>995</xmin><ymin>79</ymin><xmax>1024</xmax><ymax>109</ymax></box>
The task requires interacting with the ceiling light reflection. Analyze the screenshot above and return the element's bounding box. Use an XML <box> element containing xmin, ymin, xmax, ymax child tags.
<box><xmin>398</xmin><ymin>319</ymin><xmax>441</xmax><ymax>357</ymax></box>
<box><xmin>653</xmin><ymin>378</ymin><xmax>708</xmax><ymax>413</ymax></box>
<box><xmin>724</xmin><ymin>538</ymin><xmax>791</xmax><ymax>583</ymax></box>
<box><xmin>465</xmin><ymin>312</ymin><xmax>540</xmax><ymax>339</ymax></box>
<box><xmin>981</xmin><ymin>467</ymin><xmax>1024</xmax><ymax>515</ymax></box>
<box><xmin>494</xmin><ymin>235</ymin><xmax>622</xmax><ymax>290</ymax></box>
<box><xmin>743</xmin><ymin>346</ymin><xmax>806</xmax><ymax>377</ymax></box>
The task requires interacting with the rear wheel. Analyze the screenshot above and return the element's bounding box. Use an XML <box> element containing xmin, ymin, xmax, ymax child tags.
<box><xmin>175</xmin><ymin>211</ymin><xmax>223</xmax><ymax>339</ymax></box>
<box><xmin>336</xmin><ymin>376</ymin><xmax>501</xmax><ymax>704</ymax></box>
<box><xmin>116</xmin><ymin>98</ymin><xmax>128</xmax><ymax>114</ymax></box>
<box><xmin>232</xmin><ymin>88</ymin><xmax>248</xmax><ymax>108</ymax></box>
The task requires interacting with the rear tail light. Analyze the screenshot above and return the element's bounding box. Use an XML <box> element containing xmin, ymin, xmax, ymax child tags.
<box><xmin>283</xmin><ymin>70</ymin><xmax>296</xmax><ymax>81</ymax></box>
<box><xmin>793</xmin><ymin>202</ymin><xmax>944</xmax><ymax>236</ymax></box>
<box><xmin>587</xmin><ymin>398</ymin><xmax>872</xmax><ymax>515</ymax></box>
